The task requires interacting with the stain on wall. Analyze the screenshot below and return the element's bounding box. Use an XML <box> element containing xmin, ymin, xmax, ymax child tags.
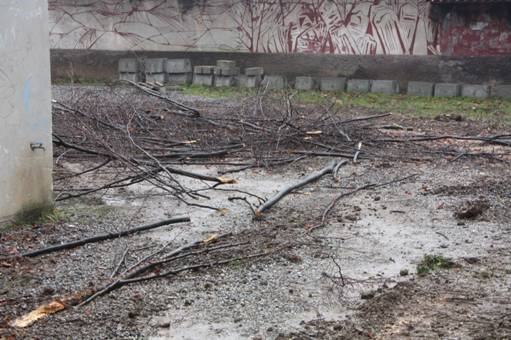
<box><xmin>48</xmin><ymin>0</ymin><xmax>439</xmax><ymax>55</ymax></box>
<box><xmin>435</xmin><ymin>3</ymin><xmax>511</xmax><ymax>56</ymax></box>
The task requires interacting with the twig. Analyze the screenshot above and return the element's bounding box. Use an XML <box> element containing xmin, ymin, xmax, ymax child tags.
<box><xmin>338</xmin><ymin>112</ymin><xmax>392</xmax><ymax>125</ymax></box>
<box><xmin>310</xmin><ymin>174</ymin><xmax>418</xmax><ymax>231</ymax></box>
<box><xmin>110</xmin><ymin>246</ymin><xmax>130</xmax><ymax>278</ymax></box>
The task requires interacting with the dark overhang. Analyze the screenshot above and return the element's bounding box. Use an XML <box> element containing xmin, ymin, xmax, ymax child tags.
<box><xmin>429</xmin><ymin>0</ymin><xmax>511</xmax><ymax>3</ymax></box>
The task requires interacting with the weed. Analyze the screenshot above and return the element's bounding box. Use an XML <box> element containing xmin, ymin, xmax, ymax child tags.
<box><xmin>38</xmin><ymin>208</ymin><xmax>70</xmax><ymax>224</ymax></box>
<box><xmin>417</xmin><ymin>254</ymin><xmax>455</xmax><ymax>276</ymax></box>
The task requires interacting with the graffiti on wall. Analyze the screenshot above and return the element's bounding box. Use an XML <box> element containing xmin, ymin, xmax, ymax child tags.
<box><xmin>48</xmin><ymin>0</ymin><xmax>439</xmax><ymax>55</ymax></box>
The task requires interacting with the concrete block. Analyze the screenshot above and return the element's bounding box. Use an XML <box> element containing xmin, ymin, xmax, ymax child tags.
<box><xmin>371</xmin><ymin>80</ymin><xmax>399</xmax><ymax>94</ymax></box>
<box><xmin>492</xmin><ymin>85</ymin><xmax>511</xmax><ymax>99</ymax></box>
<box><xmin>407</xmin><ymin>81</ymin><xmax>434</xmax><ymax>97</ymax></box>
<box><xmin>165</xmin><ymin>59</ymin><xmax>192</xmax><ymax>74</ymax></box>
<box><xmin>215</xmin><ymin>76</ymin><xmax>236</xmax><ymax>87</ymax></box>
<box><xmin>119</xmin><ymin>73</ymin><xmax>139</xmax><ymax>83</ymax></box>
<box><xmin>214</xmin><ymin>66</ymin><xmax>240</xmax><ymax>76</ymax></box>
<box><xmin>347</xmin><ymin>79</ymin><xmax>371</xmax><ymax>93</ymax></box>
<box><xmin>434</xmin><ymin>83</ymin><xmax>461</xmax><ymax>97</ymax></box>
<box><xmin>118</xmin><ymin>58</ymin><xmax>139</xmax><ymax>73</ymax></box>
<box><xmin>238</xmin><ymin>75</ymin><xmax>262</xmax><ymax>88</ymax></box>
<box><xmin>294</xmin><ymin>76</ymin><xmax>317</xmax><ymax>91</ymax></box>
<box><xmin>145</xmin><ymin>58</ymin><xmax>166</xmax><ymax>74</ymax></box>
<box><xmin>216</xmin><ymin>60</ymin><xmax>236</xmax><ymax>69</ymax></box>
<box><xmin>461</xmin><ymin>84</ymin><xmax>489</xmax><ymax>99</ymax></box>
<box><xmin>245</xmin><ymin>67</ymin><xmax>264</xmax><ymax>76</ymax></box>
<box><xmin>145</xmin><ymin>73</ymin><xmax>166</xmax><ymax>84</ymax></box>
<box><xmin>261</xmin><ymin>75</ymin><xmax>287</xmax><ymax>90</ymax></box>
<box><xmin>320</xmin><ymin>77</ymin><xmax>346</xmax><ymax>92</ymax></box>
<box><xmin>193</xmin><ymin>74</ymin><xmax>214</xmax><ymax>86</ymax></box>
<box><xmin>167</xmin><ymin>73</ymin><xmax>192</xmax><ymax>85</ymax></box>
<box><xmin>194</xmin><ymin>65</ymin><xmax>215</xmax><ymax>75</ymax></box>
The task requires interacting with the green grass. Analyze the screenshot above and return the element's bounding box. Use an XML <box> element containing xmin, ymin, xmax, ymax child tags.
<box><xmin>179</xmin><ymin>84</ymin><xmax>511</xmax><ymax>122</ymax></box>
<box><xmin>417</xmin><ymin>254</ymin><xmax>455</xmax><ymax>276</ymax></box>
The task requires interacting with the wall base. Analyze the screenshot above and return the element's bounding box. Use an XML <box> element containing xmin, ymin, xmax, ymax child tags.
<box><xmin>51</xmin><ymin>50</ymin><xmax>511</xmax><ymax>87</ymax></box>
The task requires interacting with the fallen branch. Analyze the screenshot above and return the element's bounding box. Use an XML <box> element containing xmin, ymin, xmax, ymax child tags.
<box><xmin>374</xmin><ymin>135</ymin><xmax>511</xmax><ymax>147</ymax></box>
<box><xmin>123</xmin><ymin>80</ymin><xmax>200</xmax><ymax>116</ymax></box>
<box><xmin>21</xmin><ymin>216</ymin><xmax>190</xmax><ymax>258</ymax></box>
<box><xmin>255</xmin><ymin>159</ymin><xmax>344</xmax><ymax>216</ymax></box>
<box><xmin>338</xmin><ymin>112</ymin><xmax>392</xmax><ymax>125</ymax></box>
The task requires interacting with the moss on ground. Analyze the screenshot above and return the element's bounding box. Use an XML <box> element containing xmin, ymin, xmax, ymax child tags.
<box><xmin>417</xmin><ymin>254</ymin><xmax>455</xmax><ymax>276</ymax></box>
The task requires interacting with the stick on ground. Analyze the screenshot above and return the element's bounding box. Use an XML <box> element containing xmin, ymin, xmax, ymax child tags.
<box><xmin>21</xmin><ymin>216</ymin><xmax>190</xmax><ymax>258</ymax></box>
<box><xmin>255</xmin><ymin>159</ymin><xmax>344</xmax><ymax>216</ymax></box>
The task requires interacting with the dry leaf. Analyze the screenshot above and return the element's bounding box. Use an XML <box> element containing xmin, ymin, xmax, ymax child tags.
<box><xmin>217</xmin><ymin>208</ymin><xmax>229</xmax><ymax>215</ymax></box>
<box><xmin>11</xmin><ymin>301</ymin><xmax>65</xmax><ymax>328</ymax></box>
<box><xmin>217</xmin><ymin>176</ymin><xmax>237</xmax><ymax>184</ymax></box>
<box><xmin>203</xmin><ymin>234</ymin><xmax>218</xmax><ymax>245</ymax></box>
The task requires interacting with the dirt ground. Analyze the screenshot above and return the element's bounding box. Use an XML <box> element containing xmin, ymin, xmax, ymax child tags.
<box><xmin>1</xmin><ymin>86</ymin><xmax>510</xmax><ymax>339</ymax></box>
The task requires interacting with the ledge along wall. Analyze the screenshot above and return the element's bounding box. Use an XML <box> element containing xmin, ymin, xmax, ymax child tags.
<box><xmin>0</xmin><ymin>1</ymin><xmax>53</xmax><ymax>222</ymax></box>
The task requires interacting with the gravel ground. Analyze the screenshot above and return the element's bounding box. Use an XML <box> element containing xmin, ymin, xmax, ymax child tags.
<box><xmin>1</xmin><ymin>87</ymin><xmax>510</xmax><ymax>339</ymax></box>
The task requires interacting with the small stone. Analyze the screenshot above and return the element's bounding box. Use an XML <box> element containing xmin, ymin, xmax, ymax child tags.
<box><xmin>128</xmin><ymin>311</ymin><xmax>139</xmax><ymax>318</ymax></box>
<box><xmin>345</xmin><ymin>215</ymin><xmax>358</xmax><ymax>221</ymax></box>
<box><xmin>361</xmin><ymin>291</ymin><xmax>375</xmax><ymax>299</ymax></box>
<box><xmin>184</xmin><ymin>300</ymin><xmax>192</xmax><ymax>306</ymax></box>
<box><xmin>400</xmin><ymin>269</ymin><xmax>409</xmax><ymax>276</ymax></box>
<box><xmin>374</xmin><ymin>196</ymin><xmax>381</xmax><ymax>201</ymax></box>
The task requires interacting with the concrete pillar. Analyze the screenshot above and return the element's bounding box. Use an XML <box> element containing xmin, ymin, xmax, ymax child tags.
<box><xmin>0</xmin><ymin>0</ymin><xmax>53</xmax><ymax>222</ymax></box>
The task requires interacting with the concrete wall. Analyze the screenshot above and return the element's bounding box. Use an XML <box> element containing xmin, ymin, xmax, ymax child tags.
<box><xmin>51</xmin><ymin>49</ymin><xmax>511</xmax><ymax>86</ymax></box>
<box><xmin>0</xmin><ymin>1</ymin><xmax>53</xmax><ymax>222</ymax></box>
<box><xmin>48</xmin><ymin>0</ymin><xmax>438</xmax><ymax>55</ymax></box>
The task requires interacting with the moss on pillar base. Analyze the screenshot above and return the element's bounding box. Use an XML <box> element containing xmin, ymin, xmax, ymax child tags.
<box><xmin>12</xmin><ymin>202</ymin><xmax>56</xmax><ymax>226</ymax></box>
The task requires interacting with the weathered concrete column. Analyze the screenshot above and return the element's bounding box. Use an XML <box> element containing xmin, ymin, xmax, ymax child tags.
<box><xmin>0</xmin><ymin>1</ymin><xmax>53</xmax><ymax>222</ymax></box>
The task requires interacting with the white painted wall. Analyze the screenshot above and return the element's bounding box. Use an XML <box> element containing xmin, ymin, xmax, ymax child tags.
<box><xmin>48</xmin><ymin>0</ymin><xmax>438</xmax><ymax>55</ymax></box>
<box><xmin>0</xmin><ymin>0</ymin><xmax>53</xmax><ymax>222</ymax></box>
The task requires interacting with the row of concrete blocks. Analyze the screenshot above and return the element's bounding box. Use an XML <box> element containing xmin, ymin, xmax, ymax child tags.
<box><xmin>192</xmin><ymin>60</ymin><xmax>266</xmax><ymax>88</ymax></box>
<box><xmin>119</xmin><ymin>58</ymin><xmax>265</xmax><ymax>88</ymax></box>
<box><xmin>119</xmin><ymin>58</ymin><xmax>194</xmax><ymax>84</ymax></box>
<box><xmin>119</xmin><ymin>58</ymin><xmax>511</xmax><ymax>99</ymax></box>
<box><xmin>293</xmin><ymin>77</ymin><xmax>511</xmax><ymax>99</ymax></box>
